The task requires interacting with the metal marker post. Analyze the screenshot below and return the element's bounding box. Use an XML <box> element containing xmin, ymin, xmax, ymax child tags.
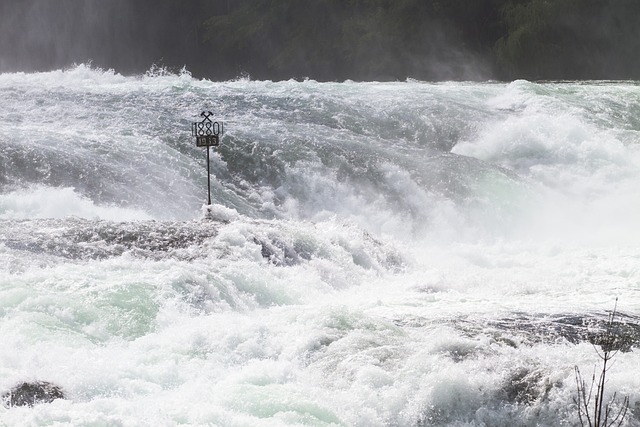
<box><xmin>192</xmin><ymin>111</ymin><xmax>224</xmax><ymax>205</ymax></box>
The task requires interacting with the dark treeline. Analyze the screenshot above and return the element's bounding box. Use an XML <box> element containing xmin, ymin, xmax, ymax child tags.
<box><xmin>1</xmin><ymin>0</ymin><xmax>640</xmax><ymax>81</ymax></box>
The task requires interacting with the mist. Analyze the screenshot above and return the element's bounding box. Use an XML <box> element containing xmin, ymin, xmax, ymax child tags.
<box><xmin>0</xmin><ymin>0</ymin><xmax>208</xmax><ymax>75</ymax></box>
<box><xmin>1</xmin><ymin>0</ymin><xmax>640</xmax><ymax>81</ymax></box>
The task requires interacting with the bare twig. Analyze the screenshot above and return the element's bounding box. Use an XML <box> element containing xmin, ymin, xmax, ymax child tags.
<box><xmin>574</xmin><ymin>298</ymin><xmax>629</xmax><ymax>427</ymax></box>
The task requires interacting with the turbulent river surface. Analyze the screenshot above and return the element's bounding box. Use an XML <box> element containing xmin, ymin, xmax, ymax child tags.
<box><xmin>1</xmin><ymin>65</ymin><xmax>640</xmax><ymax>426</ymax></box>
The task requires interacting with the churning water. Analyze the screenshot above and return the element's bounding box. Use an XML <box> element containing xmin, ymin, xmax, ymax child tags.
<box><xmin>1</xmin><ymin>65</ymin><xmax>640</xmax><ymax>426</ymax></box>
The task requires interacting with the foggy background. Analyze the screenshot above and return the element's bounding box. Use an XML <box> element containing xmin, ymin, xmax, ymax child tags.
<box><xmin>1</xmin><ymin>0</ymin><xmax>639</xmax><ymax>81</ymax></box>
<box><xmin>0</xmin><ymin>1</ymin><xmax>210</xmax><ymax>75</ymax></box>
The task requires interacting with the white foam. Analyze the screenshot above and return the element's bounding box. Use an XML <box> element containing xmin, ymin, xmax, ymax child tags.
<box><xmin>2</xmin><ymin>77</ymin><xmax>640</xmax><ymax>426</ymax></box>
<box><xmin>0</xmin><ymin>186</ymin><xmax>153</xmax><ymax>221</ymax></box>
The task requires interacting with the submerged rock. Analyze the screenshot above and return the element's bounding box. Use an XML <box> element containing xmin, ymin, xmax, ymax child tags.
<box><xmin>503</xmin><ymin>367</ymin><xmax>552</xmax><ymax>405</ymax></box>
<box><xmin>2</xmin><ymin>218</ymin><xmax>218</xmax><ymax>262</ymax></box>
<box><xmin>2</xmin><ymin>381</ymin><xmax>65</xmax><ymax>407</ymax></box>
<box><xmin>253</xmin><ymin>235</ymin><xmax>306</xmax><ymax>266</ymax></box>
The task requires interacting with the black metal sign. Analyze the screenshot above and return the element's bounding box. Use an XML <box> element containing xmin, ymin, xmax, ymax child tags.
<box><xmin>192</xmin><ymin>111</ymin><xmax>224</xmax><ymax>205</ymax></box>
<box><xmin>192</xmin><ymin>111</ymin><xmax>224</xmax><ymax>147</ymax></box>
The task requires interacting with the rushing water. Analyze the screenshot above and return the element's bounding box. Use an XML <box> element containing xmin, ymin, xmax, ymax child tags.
<box><xmin>1</xmin><ymin>65</ymin><xmax>640</xmax><ymax>426</ymax></box>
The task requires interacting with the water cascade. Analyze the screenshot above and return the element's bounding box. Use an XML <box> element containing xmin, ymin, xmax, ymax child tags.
<box><xmin>2</xmin><ymin>66</ymin><xmax>640</xmax><ymax>425</ymax></box>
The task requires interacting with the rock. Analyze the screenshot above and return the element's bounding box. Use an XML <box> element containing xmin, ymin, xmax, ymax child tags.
<box><xmin>503</xmin><ymin>367</ymin><xmax>551</xmax><ymax>405</ymax></box>
<box><xmin>2</xmin><ymin>381</ymin><xmax>65</xmax><ymax>407</ymax></box>
<box><xmin>253</xmin><ymin>235</ymin><xmax>305</xmax><ymax>266</ymax></box>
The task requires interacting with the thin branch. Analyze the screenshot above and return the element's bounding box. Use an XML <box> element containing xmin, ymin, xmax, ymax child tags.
<box><xmin>574</xmin><ymin>298</ymin><xmax>629</xmax><ymax>427</ymax></box>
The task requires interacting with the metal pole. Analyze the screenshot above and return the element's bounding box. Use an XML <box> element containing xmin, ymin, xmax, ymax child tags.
<box><xmin>206</xmin><ymin>145</ymin><xmax>212</xmax><ymax>205</ymax></box>
<box><xmin>193</xmin><ymin>111</ymin><xmax>223</xmax><ymax>206</ymax></box>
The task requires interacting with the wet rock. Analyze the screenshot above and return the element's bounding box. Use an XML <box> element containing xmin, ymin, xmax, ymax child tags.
<box><xmin>503</xmin><ymin>367</ymin><xmax>552</xmax><ymax>405</ymax></box>
<box><xmin>253</xmin><ymin>235</ymin><xmax>308</xmax><ymax>266</ymax></box>
<box><xmin>2</xmin><ymin>381</ymin><xmax>65</xmax><ymax>407</ymax></box>
<box><xmin>2</xmin><ymin>218</ymin><xmax>218</xmax><ymax>261</ymax></box>
<box><xmin>450</xmin><ymin>312</ymin><xmax>640</xmax><ymax>350</ymax></box>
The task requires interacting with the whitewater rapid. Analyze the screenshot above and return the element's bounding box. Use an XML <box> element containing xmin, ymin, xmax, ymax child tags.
<box><xmin>1</xmin><ymin>66</ymin><xmax>640</xmax><ymax>426</ymax></box>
